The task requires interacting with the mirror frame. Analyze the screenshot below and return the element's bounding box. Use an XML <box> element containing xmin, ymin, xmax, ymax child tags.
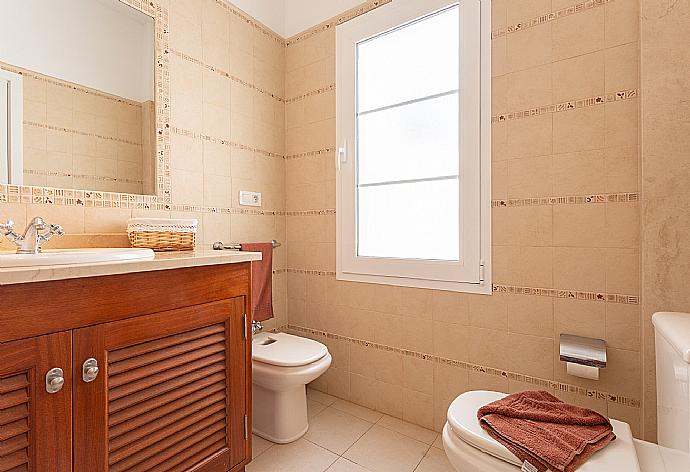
<box><xmin>0</xmin><ymin>0</ymin><xmax>171</xmax><ymax>207</ymax></box>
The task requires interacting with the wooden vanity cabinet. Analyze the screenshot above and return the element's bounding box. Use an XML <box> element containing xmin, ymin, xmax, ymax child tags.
<box><xmin>0</xmin><ymin>263</ymin><xmax>253</xmax><ymax>472</ymax></box>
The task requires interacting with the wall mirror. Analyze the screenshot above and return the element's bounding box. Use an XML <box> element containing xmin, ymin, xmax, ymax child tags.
<box><xmin>0</xmin><ymin>0</ymin><xmax>157</xmax><ymax>195</ymax></box>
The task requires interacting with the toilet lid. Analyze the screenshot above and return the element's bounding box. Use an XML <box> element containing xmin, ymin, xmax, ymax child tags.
<box><xmin>252</xmin><ymin>332</ymin><xmax>328</xmax><ymax>367</ymax></box>
<box><xmin>447</xmin><ymin>391</ymin><xmax>642</xmax><ymax>472</ymax></box>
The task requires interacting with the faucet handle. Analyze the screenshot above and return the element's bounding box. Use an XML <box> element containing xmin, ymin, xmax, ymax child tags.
<box><xmin>38</xmin><ymin>224</ymin><xmax>64</xmax><ymax>245</ymax></box>
<box><xmin>48</xmin><ymin>224</ymin><xmax>64</xmax><ymax>236</ymax></box>
<box><xmin>0</xmin><ymin>219</ymin><xmax>14</xmax><ymax>233</ymax></box>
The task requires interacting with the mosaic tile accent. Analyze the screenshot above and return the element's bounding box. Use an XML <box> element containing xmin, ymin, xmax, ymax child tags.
<box><xmin>491</xmin><ymin>0</ymin><xmax>613</xmax><ymax>40</ymax></box>
<box><xmin>285</xmin><ymin>209</ymin><xmax>336</xmax><ymax>216</ymax></box>
<box><xmin>285</xmin><ymin>84</ymin><xmax>336</xmax><ymax>104</ymax></box>
<box><xmin>281</xmin><ymin>268</ymin><xmax>639</xmax><ymax>305</ymax></box>
<box><xmin>285</xmin><ymin>147</ymin><xmax>337</xmax><ymax>160</ymax></box>
<box><xmin>170</xmin><ymin>127</ymin><xmax>284</xmax><ymax>159</ymax></box>
<box><xmin>286</xmin><ymin>0</ymin><xmax>394</xmax><ymax>45</ymax></box>
<box><xmin>0</xmin><ymin>183</ymin><xmax>287</xmax><ymax>215</ymax></box>
<box><xmin>286</xmin><ymin>324</ymin><xmax>640</xmax><ymax>409</ymax></box>
<box><xmin>23</xmin><ymin>170</ymin><xmax>143</xmax><ymax>186</ymax></box>
<box><xmin>492</xmin><ymin>284</ymin><xmax>640</xmax><ymax>305</ymax></box>
<box><xmin>285</xmin><ymin>268</ymin><xmax>337</xmax><ymax>277</ymax></box>
<box><xmin>492</xmin><ymin>192</ymin><xmax>639</xmax><ymax>208</ymax></box>
<box><xmin>24</xmin><ymin>121</ymin><xmax>142</xmax><ymax>147</ymax></box>
<box><xmin>492</xmin><ymin>89</ymin><xmax>638</xmax><ymax>124</ymax></box>
<box><xmin>170</xmin><ymin>49</ymin><xmax>285</xmax><ymax>103</ymax></box>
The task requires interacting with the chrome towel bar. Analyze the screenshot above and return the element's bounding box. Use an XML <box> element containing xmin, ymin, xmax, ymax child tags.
<box><xmin>212</xmin><ymin>240</ymin><xmax>281</xmax><ymax>251</ymax></box>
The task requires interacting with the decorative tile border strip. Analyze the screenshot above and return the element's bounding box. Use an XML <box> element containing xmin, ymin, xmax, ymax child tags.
<box><xmin>286</xmin><ymin>0</ymin><xmax>393</xmax><ymax>45</ymax></box>
<box><xmin>0</xmin><ymin>183</ymin><xmax>288</xmax><ymax>215</ymax></box>
<box><xmin>215</xmin><ymin>0</ymin><xmax>285</xmax><ymax>46</ymax></box>
<box><xmin>23</xmin><ymin>170</ymin><xmax>143</xmax><ymax>185</ymax></box>
<box><xmin>285</xmin><ymin>84</ymin><xmax>336</xmax><ymax>104</ymax></box>
<box><xmin>25</xmin><ymin>121</ymin><xmax>143</xmax><ymax>147</ymax></box>
<box><xmin>286</xmin><ymin>324</ymin><xmax>640</xmax><ymax>409</ymax></box>
<box><xmin>170</xmin><ymin>49</ymin><xmax>285</xmax><ymax>103</ymax></box>
<box><xmin>281</xmin><ymin>268</ymin><xmax>639</xmax><ymax>305</ymax></box>
<box><xmin>285</xmin><ymin>209</ymin><xmax>336</xmax><ymax>216</ymax></box>
<box><xmin>285</xmin><ymin>268</ymin><xmax>337</xmax><ymax>277</ymax></box>
<box><xmin>493</xmin><ymin>284</ymin><xmax>639</xmax><ymax>305</ymax></box>
<box><xmin>492</xmin><ymin>192</ymin><xmax>639</xmax><ymax>208</ymax></box>
<box><xmin>0</xmin><ymin>62</ymin><xmax>144</xmax><ymax>109</ymax></box>
<box><xmin>285</xmin><ymin>147</ymin><xmax>336</xmax><ymax>160</ymax></box>
<box><xmin>492</xmin><ymin>89</ymin><xmax>638</xmax><ymax>124</ymax></box>
<box><xmin>491</xmin><ymin>0</ymin><xmax>613</xmax><ymax>40</ymax></box>
<box><xmin>170</xmin><ymin>126</ymin><xmax>284</xmax><ymax>159</ymax></box>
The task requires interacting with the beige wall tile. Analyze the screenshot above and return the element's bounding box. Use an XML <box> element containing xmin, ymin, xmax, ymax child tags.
<box><xmin>553</xmin><ymin>8</ymin><xmax>605</xmax><ymax>61</ymax></box>
<box><xmin>507</xmin><ymin>24</ymin><xmax>552</xmax><ymax>73</ymax></box>
<box><xmin>553</xmin><ymin>52</ymin><xmax>605</xmax><ymax>102</ymax></box>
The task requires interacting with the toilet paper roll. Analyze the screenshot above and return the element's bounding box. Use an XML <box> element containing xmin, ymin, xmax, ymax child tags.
<box><xmin>566</xmin><ymin>362</ymin><xmax>599</xmax><ymax>380</ymax></box>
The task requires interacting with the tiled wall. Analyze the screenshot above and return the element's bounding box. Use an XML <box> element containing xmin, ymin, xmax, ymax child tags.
<box><xmin>284</xmin><ymin>0</ymin><xmax>644</xmax><ymax>436</ymax></box>
<box><xmin>0</xmin><ymin>0</ymin><xmax>675</xmax><ymax>443</ymax></box>
<box><xmin>0</xmin><ymin>0</ymin><xmax>288</xmax><ymax>331</ymax></box>
<box><xmin>1</xmin><ymin>63</ymin><xmax>150</xmax><ymax>195</ymax></box>
<box><xmin>640</xmin><ymin>0</ymin><xmax>690</xmax><ymax>442</ymax></box>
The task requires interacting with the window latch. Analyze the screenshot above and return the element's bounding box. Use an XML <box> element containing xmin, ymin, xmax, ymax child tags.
<box><xmin>336</xmin><ymin>142</ymin><xmax>347</xmax><ymax>171</ymax></box>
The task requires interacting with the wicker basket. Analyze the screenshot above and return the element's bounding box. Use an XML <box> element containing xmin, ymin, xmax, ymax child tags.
<box><xmin>127</xmin><ymin>218</ymin><xmax>198</xmax><ymax>252</ymax></box>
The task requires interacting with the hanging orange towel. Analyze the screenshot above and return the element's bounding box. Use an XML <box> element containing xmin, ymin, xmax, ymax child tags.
<box><xmin>477</xmin><ymin>390</ymin><xmax>615</xmax><ymax>472</ymax></box>
<box><xmin>241</xmin><ymin>242</ymin><xmax>273</xmax><ymax>322</ymax></box>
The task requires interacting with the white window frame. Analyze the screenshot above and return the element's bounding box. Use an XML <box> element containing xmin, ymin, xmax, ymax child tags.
<box><xmin>335</xmin><ymin>0</ymin><xmax>491</xmax><ymax>294</ymax></box>
<box><xmin>0</xmin><ymin>69</ymin><xmax>23</xmax><ymax>185</ymax></box>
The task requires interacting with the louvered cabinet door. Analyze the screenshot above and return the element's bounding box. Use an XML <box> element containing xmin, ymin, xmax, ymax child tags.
<box><xmin>0</xmin><ymin>332</ymin><xmax>72</xmax><ymax>472</ymax></box>
<box><xmin>73</xmin><ymin>298</ymin><xmax>249</xmax><ymax>472</ymax></box>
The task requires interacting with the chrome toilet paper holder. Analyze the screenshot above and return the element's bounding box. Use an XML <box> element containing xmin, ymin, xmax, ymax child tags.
<box><xmin>560</xmin><ymin>334</ymin><xmax>607</xmax><ymax>380</ymax></box>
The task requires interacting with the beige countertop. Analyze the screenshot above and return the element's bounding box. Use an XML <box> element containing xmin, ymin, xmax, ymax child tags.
<box><xmin>0</xmin><ymin>250</ymin><xmax>262</xmax><ymax>286</ymax></box>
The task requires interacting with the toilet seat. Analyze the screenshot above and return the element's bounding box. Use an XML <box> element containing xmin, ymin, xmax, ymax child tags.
<box><xmin>253</xmin><ymin>332</ymin><xmax>328</xmax><ymax>367</ymax></box>
<box><xmin>446</xmin><ymin>391</ymin><xmax>642</xmax><ymax>472</ymax></box>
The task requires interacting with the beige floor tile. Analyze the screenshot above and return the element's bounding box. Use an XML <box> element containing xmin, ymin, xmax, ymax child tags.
<box><xmin>308</xmin><ymin>398</ymin><xmax>328</xmax><ymax>418</ymax></box>
<box><xmin>308</xmin><ymin>387</ymin><xmax>338</xmax><ymax>406</ymax></box>
<box><xmin>327</xmin><ymin>458</ymin><xmax>372</xmax><ymax>472</ymax></box>
<box><xmin>252</xmin><ymin>434</ymin><xmax>274</xmax><ymax>459</ymax></box>
<box><xmin>431</xmin><ymin>434</ymin><xmax>444</xmax><ymax>450</ymax></box>
<box><xmin>331</xmin><ymin>399</ymin><xmax>384</xmax><ymax>423</ymax></box>
<box><xmin>414</xmin><ymin>447</ymin><xmax>454</xmax><ymax>472</ymax></box>
<box><xmin>305</xmin><ymin>407</ymin><xmax>373</xmax><ymax>454</ymax></box>
<box><xmin>344</xmin><ymin>425</ymin><xmax>429</xmax><ymax>472</ymax></box>
<box><xmin>377</xmin><ymin>415</ymin><xmax>438</xmax><ymax>445</ymax></box>
<box><xmin>247</xmin><ymin>438</ymin><xmax>338</xmax><ymax>472</ymax></box>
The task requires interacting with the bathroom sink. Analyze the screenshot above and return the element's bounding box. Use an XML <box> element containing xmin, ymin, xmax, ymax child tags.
<box><xmin>0</xmin><ymin>248</ymin><xmax>156</xmax><ymax>268</ymax></box>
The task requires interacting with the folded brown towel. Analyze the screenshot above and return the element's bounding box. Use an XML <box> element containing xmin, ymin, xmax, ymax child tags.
<box><xmin>477</xmin><ymin>391</ymin><xmax>615</xmax><ymax>472</ymax></box>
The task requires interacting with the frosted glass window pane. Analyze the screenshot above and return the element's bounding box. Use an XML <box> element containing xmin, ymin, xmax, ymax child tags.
<box><xmin>357</xmin><ymin>92</ymin><xmax>458</xmax><ymax>185</ymax></box>
<box><xmin>357</xmin><ymin>5</ymin><xmax>458</xmax><ymax>113</ymax></box>
<box><xmin>358</xmin><ymin>179</ymin><xmax>459</xmax><ymax>260</ymax></box>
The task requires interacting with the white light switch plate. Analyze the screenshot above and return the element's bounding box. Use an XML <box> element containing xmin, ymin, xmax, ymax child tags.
<box><xmin>239</xmin><ymin>191</ymin><xmax>262</xmax><ymax>207</ymax></box>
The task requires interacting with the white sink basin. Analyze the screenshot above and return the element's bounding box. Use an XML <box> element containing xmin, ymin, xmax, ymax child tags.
<box><xmin>0</xmin><ymin>248</ymin><xmax>156</xmax><ymax>268</ymax></box>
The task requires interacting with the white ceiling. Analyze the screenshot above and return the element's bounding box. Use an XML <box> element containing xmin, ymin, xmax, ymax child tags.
<box><xmin>231</xmin><ymin>0</ymin><xmax>366</xmax><ymax>38</ymax></box>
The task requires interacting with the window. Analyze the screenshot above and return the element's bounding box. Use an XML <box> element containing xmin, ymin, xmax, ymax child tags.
<box><xmin>336</xmin><ymin>0</ymin><xmax>491</xmax><ymax>293</ymax></box>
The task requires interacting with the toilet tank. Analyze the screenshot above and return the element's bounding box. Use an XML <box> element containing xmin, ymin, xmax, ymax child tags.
<box><xmin>652</xmin><ymin>312</ymin><xmax>690</xmax><ymax>453</ymax></box>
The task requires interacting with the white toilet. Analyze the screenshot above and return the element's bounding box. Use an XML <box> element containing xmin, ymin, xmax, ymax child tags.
<box><xmin>252</xmin><ymin>332</ymin><xmax>332</xmax><ymax>443</ymax></box>
<box><xmin>442</xmin><ymin>312</ymin><xmax>690</xmax><ymax>472</ymax></box>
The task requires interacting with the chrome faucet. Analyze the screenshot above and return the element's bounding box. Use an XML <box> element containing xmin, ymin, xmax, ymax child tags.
<box><xmin>252</xmin><ymin>320</ymin><xmax>264</xmax><ymax>335</ymax></box>
<box><xmin>1</xmin><ymin>217</ymin><xmax>64</xmax><ymax>254</ymax></box>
